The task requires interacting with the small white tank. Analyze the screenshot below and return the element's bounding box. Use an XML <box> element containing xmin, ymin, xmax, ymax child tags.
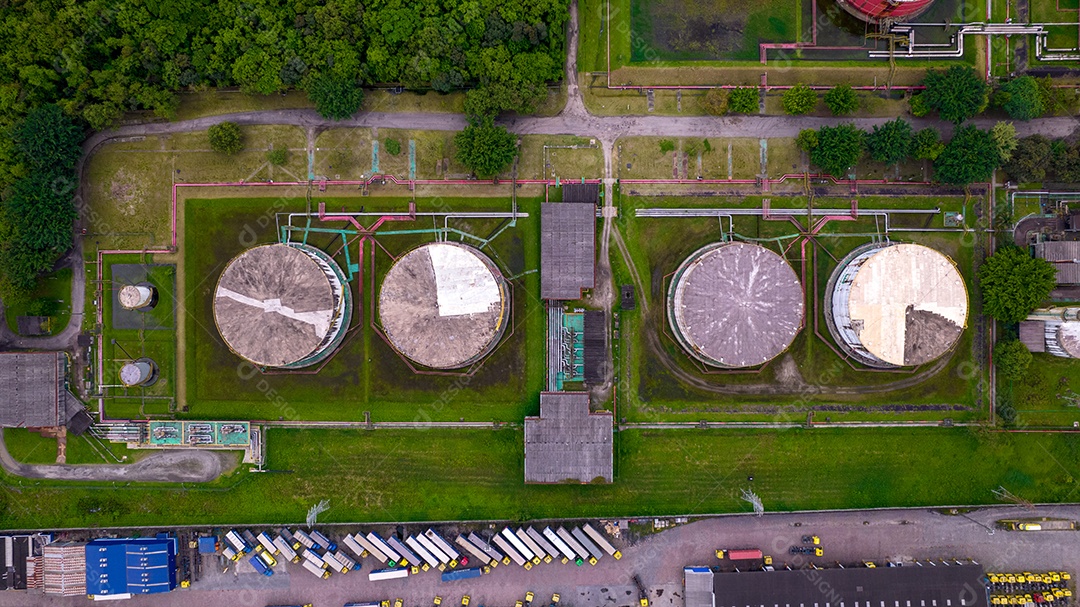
<box><xmin>118</xmin><ymin>285</ymin><xmax>156</xmax><ymax>310</ymax></box>
<box><xmin>119</xmin><ymin>359</ymin><xmax>157</xmax><ymax>387</ymax></box>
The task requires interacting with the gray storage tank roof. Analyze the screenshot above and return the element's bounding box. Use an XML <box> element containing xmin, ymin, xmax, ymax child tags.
<box><xmin>379</xmin><ymin>242</ymin><xmax>509</xmax><ymax>369</ymax></box>
<box><xmin>669</xmin><ymin>242</ymin><xmax>804</xmax><ymax>368</ymax></box>
<box><xmin>213</xmin><ymin>243</ymin><xmax>338</xmax><ymax>367</ymax></box>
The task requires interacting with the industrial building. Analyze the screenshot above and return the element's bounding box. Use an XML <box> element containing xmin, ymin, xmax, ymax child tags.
<box><xmin>213</xmin><ymin>243</ymin><xmax>352</xmax><ymax>369</ymax></box>
<box><xmin>835</xmin><ymin>0</ymin><xmax>936</xmax><ymax>23</ymax></box>
<box><xmin>1034</xmin><ymin>241</ymin><xmax>1080</xmax><ymax>285</ymax></box>
<box><xmin>826</xmin><ymin>243</ymin><xmax>968</xmax><ymax>368</ymax></box>
<box><xmin>541</xmin><ymin>192</ymin><xmax>596</xmax><ymax>300</ymax></box>
<box><xmin>1021</xmin><ymin>307</ymin><xmax>1080</xmax><ymax>357</ymax></box>
<box><xmin>86</xmin><ymin>537</ymin><xmax>178</xmax><ymax>599</ymax></box>
<box><xmin>379</xmin><ymin>242</ymin><xmax>510</xmax><ymax>369</ymax></box>
<box><xmin>0</xmin><ymin>352</ymin><xmax>92</xmax><ymax>435</ymax></box>
<box><xmin>668</xmin><ymin>242</ymin><xmax>804</xmax><ymax>368</ymax></box>
<box><xmin>524</xmin><ymin>392</ymin><xmax>612</xmax><ymax>484</ymax></box>
<box><xmin>684</xmin><ymin>564</ymin><xmax>988</xmax><ymax>607</ymax></box>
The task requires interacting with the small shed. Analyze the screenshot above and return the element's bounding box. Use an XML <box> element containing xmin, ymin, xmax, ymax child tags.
<box><xmin>1019</xmin><ymin>320</ymin><xmax>1046</xmax><ymax>353</ymax></box>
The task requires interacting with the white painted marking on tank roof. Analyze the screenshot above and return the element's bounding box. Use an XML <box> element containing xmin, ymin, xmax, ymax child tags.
<box><xmin>428</xmin><ymin>243</ymin><xmax>500</xmax><ymax>317</ymax></box>
<box><xmin>216</xmin><ymin>287</ymin><xmax>332</xmax><ymax>338</ymax></box>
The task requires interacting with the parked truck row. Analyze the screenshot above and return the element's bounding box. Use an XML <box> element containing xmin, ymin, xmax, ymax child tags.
<box><xmin>213</xmin><ymin>522</ymin><xmax>623</xmax><ymax>584</ymax></box>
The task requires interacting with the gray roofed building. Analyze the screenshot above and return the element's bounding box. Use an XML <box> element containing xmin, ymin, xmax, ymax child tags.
<box><xmin>686</xmin><ymin>564</ymin><xmax>987</xmax><ymax>607</ymax></box>
<box><xmin>541</xmin><ymin>203</ymin><xmax>596</xmax><ymax>300</ymax></box>
<box><xmin>1019</xmin><ymin>320</ymin><xmax>1046</xmax><ymax>352</ymax></box>
<box><xmin>524</xmin><ymin>392</ymin><xmax>612</xmax><ymax>483</ymax></box>
<box><xmin>0</xmin><ymin>352</ymin><xmax>89</xmax><ymax>433</ymax></box>
<box><xmin>1034</xmin><ymin>241</ymin><xmax>1080</xmax><ymax>284</ymax></box>
<box><xmin>562</xmin><ymin>183</ymin><xmax>600</xmax><ymax>204</ymax></box>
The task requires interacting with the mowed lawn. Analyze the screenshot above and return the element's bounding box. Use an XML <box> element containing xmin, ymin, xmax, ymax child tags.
<box><xmin>1</xmin><ymin>428</ymin><xmax>1076</xmax><ymax>529</ymax></box>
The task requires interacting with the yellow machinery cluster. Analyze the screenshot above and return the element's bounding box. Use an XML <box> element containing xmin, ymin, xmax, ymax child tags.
<box><xmin>987</xmin><ymin>571</ymin><xmax>1073</xmax><ymax>605</ymax></box>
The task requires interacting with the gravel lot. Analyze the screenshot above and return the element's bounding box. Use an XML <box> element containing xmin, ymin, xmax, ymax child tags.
<box><xmin>3</xmin><ymin>505</ymin><xmax>1079</xmax><ymax>607</ymax></box>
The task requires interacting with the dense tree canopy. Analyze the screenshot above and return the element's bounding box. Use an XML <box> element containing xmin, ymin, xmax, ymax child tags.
<box><xmin>728</xmin><ymin>87</ymin><xmax>758</xmax><ymax>114</ymax></box>
<box><xmin>911</xmin><ymin>127</ymin><xmax>944</xmax><ymax>161</ymax></box>
<box><xmin>978</xmin><ymin>245</ymin><xmax>1056</xmax><ymax>324</ymax></box>
<box><xmin>0</xmin><ymin>0</ymin><xmax>568</xmax><ymax>129</ymax></box>
<box><xmin>810</xmin><ymin>124</ymin><xmax>863</xmax><ymax>178</ymax></box>
<box><xmin>933</xmin><ymin>125</ymin><xmax>1000</xmax><ymax>185</ymax></box>
<box><xmin>995</xmin><ymin>339</ymin><xmax>1033</xmax><ymax>381</ymax></box>
<box><xmin>921</xmin><ymin>66</ymin><xmax>989</xmax><ymax>124</ymax></box>
<box><xmin>796</xmin><ymin>129</ymin><xmax>818</xmax><ymax>152</ymax></box>
<box><xmin>866</xmin><ymin>118</ymin><xmax>912</xmax><ymax>166</ymax></box>
<box><xmin>1004</xmin><ymin>135</ymin><xmax>1053</xmax><ymax>183</ymax></box>
<box><xmin>208</xmin><ymin>122</ymin><xmax>244</xmax><ymax>155</ymax></box>
<box><xmin>824</xmin><ymin>85</ymin><xmax>859</xmax><ymax>116</ymax></box>
<box><xmin>782</xmin><ymin>84</ymin><xmax>816</xmax><ymax>115</ymax></box>
<box><xmin>0</xmin><ymin>104</ymin><xmax>81</xmax><ymax>303</ymax></box>
<box><xmin>991</xmin><ymin>121</ymin><xmax>1018</xmax><ymax>163</ymax></box>
<box><xmin>997</xmin><ymin>76</ymin><xmax>1045</xmax><ymax>121</ymax></box>
<box><xmin>307</xmin><ymin>73</ymin><xmax>365</xmax><ymax>120</ymax></box>
<box><xmin>454</xmin><ymin>118</ymin><xmax>516</xmax><ymax>178</ymax></box>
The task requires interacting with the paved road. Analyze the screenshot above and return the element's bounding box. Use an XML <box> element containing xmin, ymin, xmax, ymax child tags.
<box><xmin>4</xmin><ymin>505</ymin><xmax>1079</xmax><ymax>607</ymax></box>
<box><xmin>0</xmin><ymin>432</ymin><xmax>235</xmax><ymax>482</ymax></box>
<box><xmin>82</xmin><ymin>109</ymin><xmax>1080</xmax><ymax>152</ymax></box>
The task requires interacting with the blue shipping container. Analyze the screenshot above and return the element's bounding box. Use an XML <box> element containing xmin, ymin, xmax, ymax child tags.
<box><xmin>441</xmin><ymin>567</ymin><xmax>482</xmax><ymax>582</ymax></box>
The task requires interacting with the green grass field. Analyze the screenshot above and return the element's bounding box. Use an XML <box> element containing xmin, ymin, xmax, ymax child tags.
<box><xmin>3</xmin><ymin>268</ymin><xmax>73</xmax><ymax>336</ymax></box>
<box><xmin>1009</xmin><ymin>353</ymin><xmax>1080</xmax><ymax>428</ymax></box>
<box><xmin>3</xmin><ymin>429</ymin><xmax>135</xmax><ymax>466</ymax></box>
<box><xmin>182</xmin><ymin>195</ymin><xmax>547</xmax><ymax>422</ymax></box>
<box><xmin>1</xmin><ymin>426</ymin><xmax>1077</xmax><ymax>529</ymax></box>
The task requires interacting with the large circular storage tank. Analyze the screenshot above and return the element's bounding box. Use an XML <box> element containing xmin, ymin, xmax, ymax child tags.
<box><xmin>213</xmin><ymin>243</ymin><xmax>352</xmax><ymax>369</ymax></box>
<box><xmin>667</xmin><ymin>242</ymin><xmax>805</xmax><ymax>368</ymax></box>
<box><xmin>835</xmin><ymin>0</ymin><xmax>936</xmax><ymax>23</ymax></box>
<box><xmin>827</xmin><ymin>243</ymin><xmax>967</xmax><ymax>368</ymax></box>
<box><xmin>379</xmin><ymin>242</ymin><xmax>509</xmax><ymax>370</ymax></box>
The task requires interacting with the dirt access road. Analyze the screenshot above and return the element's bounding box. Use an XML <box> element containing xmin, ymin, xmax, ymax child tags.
<box><xmin>4</xmin><ymin>505</ymin><xmax>1079</xmax><ymax>607</ymax></box>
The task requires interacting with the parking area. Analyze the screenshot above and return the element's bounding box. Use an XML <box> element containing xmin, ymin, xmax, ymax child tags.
<box><xmin>4</xmin><ymin>505</ymin><xmax>1079</xmax><ymax>607</ymax></box>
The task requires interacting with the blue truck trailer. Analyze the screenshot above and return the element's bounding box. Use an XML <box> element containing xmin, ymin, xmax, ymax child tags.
<box><xmin>441</xmin><ymin>567</ymin><xmax>483</xmax><ymax>582</ymax></box>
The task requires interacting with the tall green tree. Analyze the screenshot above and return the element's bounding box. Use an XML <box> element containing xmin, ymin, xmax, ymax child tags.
<box><xmin>0</xmin><ymin>104</ymin><xmax>82</xmax><ymax>303</ymax></box>
<box><xmin>782</xmin><ymin>84</ymin><xmax>817</xmax><ymax>115</ymax></box>
<box><xmin>454</xmin><ymin>119</ymin><xmax>517</xmax><ymax>179</ymax></box>
<box><xmin>933</xmin><ymin>125</ymin><xmax>1000</xmax><ymax>185</ymax></box>
<box><xmin>809</xmin><ymin>124</ymin><xmax>864</xmax><ymax>178</ymax></box>
<box><xmin>995</xmin><ymin>339</ymin><xmax>1033</xmax><ymax>381</ymax></box>
<box><xmin>208</xmin><ymin>122</ymin><xmax>244</xmax><ymax>155</ymax></box>
<box><xmin>978</xmin><ymin>245</ymin><xmax>1056</xmax><ymax>324</ymax></box>
<box><xmin>728</xmin><ymin>87</ymin><xmax>759</xmax><ymax>114</ymax></box>
<box><xmin>997</xmin><ymin>76</ymin><xmax>1045</xmax><ymax>121</ymax></box>
<box><xmin>1004</xmin><ymin>135</ymin><xmax>1053</xmax><ymax>183</ymax></box>
<box><xmin>911</xmin><ymin>128</ymin><xmax>944</xmax><ymax>161</ymax></box>
<box><xmin>307</xmin><ymin>73</ymin><xmax>365</xmax><ymax>121</ymax></box>
<box><xmin>866</xmin><ymin>118</ymin><xmax>913</xmax><ymax>166</ymax></box>
<box><xmin>11</xmin><ymin>104</ymin><xmax>83</xmax><ymax>172</ymax></box>
<box><xmin>824</xmin><ymin>85</ymin><xmax>859</xmax><ymax>116</ymax></box>
<box><xmin>922</xmin><ymin>66</ymin><xmax>990</xmax><ymax>124</ymax></box>
<box><xmin>991</xmin><ymin>121</ymin><xmax>1018</xmax><ymax>163</ymax></box>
